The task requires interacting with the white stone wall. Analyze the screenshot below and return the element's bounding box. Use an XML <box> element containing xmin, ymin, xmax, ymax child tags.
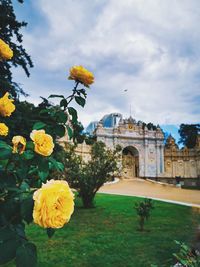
<box><xmin>96</xmin><ymin>125</ymin><xmax>165</xmax><ymax>178</ymax></box>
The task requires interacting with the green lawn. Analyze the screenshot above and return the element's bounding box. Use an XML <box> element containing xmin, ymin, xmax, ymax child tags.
<box><xmin>3</xmin><ymin>193</ymin><xmax>200</xmax><ymax>267</ymax></box>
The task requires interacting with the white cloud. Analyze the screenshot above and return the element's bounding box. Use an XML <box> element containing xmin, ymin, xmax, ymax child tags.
<box><xmin>14</xmin><ymin>0</ymin><xmax>200</xmax><ymax>127</ymax></box>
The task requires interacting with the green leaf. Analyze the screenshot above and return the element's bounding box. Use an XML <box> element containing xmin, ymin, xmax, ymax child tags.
<box><xmin>16</xmin><ymin>242</ymin><xmax>37</xmax><ymax>267</ymax></box>
<box><xmin>15</xmin><ymin>224</ymin><xmax>26</xmax><ymax>241</ymax></box>
<box><xmin>38</xmin><ymin>171</ymin><xmax>49</xmax><ymax>181</ymax></box>
<box><xmin>33</xmin><ymin>121</ymin><xmax>46</xmax><ymax>130</ymax></box>
<box><xmin>55</xmin><ymin>125</ymin><xmax>66</xmax><ymax>137</ymax></box>
<box><xmin>0</xmin><ymin>141</ymin><xmax>10</xmax><ymax>149</ymax></box>
<box><xmin>16</xmin><ymin>161</ymin><xmax>29</xmax><ymax>179</ymax></box>
<box><xmin>0</xmin><ymin>227</ymin><xmax>18</xmax><ymax>265</ymax></box>
<box><xmin>79</xmin><ymin>88</ymin><xmax>87</xmax><ymax>97</ymax></box>
<box><xmin>21</xmin><ymin>197</ymin><xmax>34</xmax><ymax>224</ymax></box>
<box><xmin>56</xmin><ymin>162</ymin><xmax>64</xmax><ymax>171</ymax></box>
<box><xmin>5</xmin><ymin>160</ymin><xmax>15</xmax><ymax>172</ymax></box>
<box><xmin>39</xmin><ymin>109</ymin><xmax>50</xmax><ymax>115</ymax></box>
<box><xmin>0</xmin><ymin>146</ymin><xmax>12</xmax><ymax>160</ymax></box>
<box><xmin>38</xmin><ymin>159</ymin><xmax>49</xmax><ymax>181</ymax></box>
<box><xmin>0</xmin><ymin>159</ymin><xmax>9</xmax><ymax>170</ymax></box>
<box><xmin>75</xmin><ymin>96</ymin><xmax>86</xmax><ymax>107</ymax></box>
<box><xmin>60</xmin><ymin>98</ymin><xmax>68</xmax><ymax>108</ymax></box>
<box><xmin>0</xmin><ymin>172</ymin><xmax>16</xmax><ymax>189</ymax></box>
<box><xmin>46</xmin><ymin>228</ymin><xmax>55</xmax><ymax>238</ymax></box>
<box><xmin>56</xmin><ymin>111</ymin><xmax>68</xmax><ymax>123</ymax></box>
<box><xmin>23</xmin><ymin>150</ymin><xmax>34</xmax><ymax>160</ymax></box>
<box><xmin>26</xmin><ymin>141</ymin><xmax>34</xmax><ymax>150</ymax></box>
<box><xmin>38</xmin><ymin>159</ymin><xmax>49</xmax><ymax>173</ymax></box>
<box><xmin>67</xmin><ymin>125</ymin><xmax>73</xmax><ymax>139</ymax></box>
<box><xmin>49</xmin><ymin>157</ymin><xmax>64</xmax><ymax>171</ymax></box>
<box><xmin>48</xmin><ymin>94</ymin><xmax>64</xmax><ymax>98</ymax></box>
<box><xmin>20</xmin><ymin>181</ymin><xmax>30</xmax><ymax>192</ymax></box>
<box><xmin>68</xmin><ymin>107</ymin><xmax>78</xmax><ymax>123</ymax></box>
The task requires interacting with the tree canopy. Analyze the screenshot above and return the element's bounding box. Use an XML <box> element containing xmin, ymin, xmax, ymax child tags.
<box><xmin>62</xmin><ymin>142</ymin><xmax>121</xmax><ymax>208</ymax></box>
<box><xmin>178</xmin><ymin>124</ymin><xmax>200</xmax><ymax>148</ymax></box>
<box><xmin>0</xmin><ymin>0</ymin><xmax>33</xmax><ymax>97</ymax></box>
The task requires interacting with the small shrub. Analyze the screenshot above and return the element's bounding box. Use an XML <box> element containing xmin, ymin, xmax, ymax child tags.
<box><xmin>63</xmin><ymin>142</ymin><xmax>121</xmax><ymax>208</ymax></box>
<box><xmin>135</xmin><ymin>198</ymin><xmax>154</xmax><ymax>231</ymax></box>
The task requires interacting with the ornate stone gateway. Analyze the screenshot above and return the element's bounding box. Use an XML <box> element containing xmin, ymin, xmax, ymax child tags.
<box><xmin>122</xmin><ymin>146</ymin><xmax>139</xmax><ymax>178</ymax></box>
<box><xmin>95</xmin><ymin>114</ymin><xmax>165</xmax><ymax>178</ymax></box>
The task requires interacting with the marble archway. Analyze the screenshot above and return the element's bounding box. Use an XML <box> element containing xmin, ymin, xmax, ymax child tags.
<box><xmin>122</xmin><ymin>146</ymin><xmax>139</xmax><ymax>178</ymax></box>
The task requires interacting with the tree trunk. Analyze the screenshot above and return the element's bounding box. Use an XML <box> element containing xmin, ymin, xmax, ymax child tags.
<box><xmin>81</xmin><ymin>194</ymin><xmax>95</xmax><ymax>208</ymax></box>
<box><xmin>139</xmin><ymin>217</ymin><xmax>145</xmax><ymax>231</ymax></box>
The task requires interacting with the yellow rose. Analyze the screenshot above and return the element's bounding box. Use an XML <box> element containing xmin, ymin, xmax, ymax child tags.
<box><xmin>68</xmin><ymin>65</ymin><xmax>94</xmax><ymax>87</ymax></box>
<box><xmin>0</xmin><ymin>123</ymin><xmax>8</xmax><ymax>136</ymax></box>
<box><xmin>0</xmin><ymin>92</ymin><xmax>15</xmax><ymax>117</ymax></box>
<box><xmin>33</xmin><ymin>179</ymin><xmax>74</xmax><ymax>228</ymax></box>
<box><xmin>0</xmin><ymin>39</ymin><xmax>13</xmax><ymax>60</ymax></box>
<box><xmin>12</xmin><ymin>136</ymin><xmax>26</xmax><ymax>154</ymax></box>
<box><xmin>30</xmin><ymin>129</ymin><xmax>54</xmax><ymax>156</ymax></box>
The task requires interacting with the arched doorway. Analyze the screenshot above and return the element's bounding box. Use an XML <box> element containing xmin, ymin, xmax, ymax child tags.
<box><xmin>122</xmin><ymin>146</ymin><xmax>139</xmax><ymax>178</ymax></box>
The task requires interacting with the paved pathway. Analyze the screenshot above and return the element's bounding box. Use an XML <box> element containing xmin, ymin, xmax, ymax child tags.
<box><xmin>99</xmin><ymin>178</ymin><xmax>200</xmax><ymax>207</ymax></box>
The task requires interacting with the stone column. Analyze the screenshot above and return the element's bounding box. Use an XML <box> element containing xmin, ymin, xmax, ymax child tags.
<box><xmin>138</xmin><ymin>147</ymin><xmax>145</xmax><ymax>177</ymax></box>
<box><xmin>160</xmin><ymin>144</ymin><xmax>165</xmax><ymax>174</ymax></box>
<box><xmin>144</xmin><ymin>140</ymin><xmax>148</xmax><ymax>177</ymax></box>
<box><xmin>156</xmin><ymin>143</ymin><xmax>160</xmax><ymax>177</ymax></box>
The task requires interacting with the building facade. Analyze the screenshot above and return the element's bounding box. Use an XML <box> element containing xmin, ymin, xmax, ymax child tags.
<box><xmin>95</xmin><ymin>114</ymin><xmax>165</xmax><ymax>178</ymax></box>
<box><xmin>164</xmin><ymin>135</ymin><xmax>200</xmax><ymax>179</ymax></box>
<box><xmin>60</xmin><ymin>113</ymin><xmax>200</xmax><ymax>184</ymax></box>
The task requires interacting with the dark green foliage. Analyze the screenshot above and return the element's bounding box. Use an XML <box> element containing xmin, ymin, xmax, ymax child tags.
<box><xmin>57</xmin><ymin>143</ymin><xmax>83</xmax><ymax>187</ymax></box>
<box><xmin>0</xmin><ymin>226</ymin><xmax>20</xmax><ymax>264</ymax></box>
<box><xmin>63</xmin><ymin>142</ymin><xmax>121</xmax><ymax>208</ymax></box>
<box><xmin>16</xmin><ymin>242</ymin><xmax>37</xmax><ymax>267</ymax></box>
<box><xmin>0</xmin><ymin>0</ymin><xmax>33</xmax><ymax>97</ymax></box>
<box><xmin>75</xmin><ymin>96</ymin><xmax>85</xmax><ymax>107</ymax></box>
<box><xmin>85</xmin><ymin>134</ymin><xmax>96</xmax><ymax>145</ymax></box>
<box><xmin>20</xmin><ymin>197</ymin><xmax>34</xmax><ymax>224</ymax></box>
<box><xmin>142</xmin><ymin>122</ymin><xmax>158</xmax><ymax>131</ymax></box>
<box><xmin>178</xmin><ymin>124</ymin><xmax>200</xmax><ymax>148</ymax></box>
<box><xmin>71</xmin><ymin>121</ymin><xmax>85</xmax><ymax>144</ymax></box>
<box><xmin>135</xmin><ymin>198</ymin><xmax>154</xmax><ymax>231</ymax></box>
<box><xmin>0</xmin><ymin>99</ymin><xmax>80</xmax><ymax>150</ymax></box>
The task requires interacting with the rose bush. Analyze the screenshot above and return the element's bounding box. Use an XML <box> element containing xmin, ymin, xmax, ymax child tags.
<box><xmin>0</xmin><ymin>39</ymin><xmax>94</xmax><ymax>266</ymax></box>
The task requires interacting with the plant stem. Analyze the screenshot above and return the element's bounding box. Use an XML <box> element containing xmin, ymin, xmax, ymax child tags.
<box><xmin>66</xmin><ymin>81</ymin><xmax>79</xmax><ymax>107</ymax></box>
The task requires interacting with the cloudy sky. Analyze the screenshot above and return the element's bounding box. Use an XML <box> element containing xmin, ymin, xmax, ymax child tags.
<box><xmin>13</xmin><ymin>0</ymin><xmax>200</xmax><ymax>141</ymax></box>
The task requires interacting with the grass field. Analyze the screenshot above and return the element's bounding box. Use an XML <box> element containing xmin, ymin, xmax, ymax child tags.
<box><xmin>3</xmin><ymin>193</ymin><xmax>200</xmax><ymax>267</ymax></box>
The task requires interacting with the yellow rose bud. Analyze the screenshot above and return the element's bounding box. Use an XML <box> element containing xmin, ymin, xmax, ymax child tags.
<box><xmin>0</xmin><ymin>92</ymin><xmax>15</xmax><ymax>117</ymax></box>
<box><xmin>0</xmin><ymin>39</ymin><xmax>13</xmax><ymax>60</ymax></box>
<box><xmin>68</xmin><ymin>65</ymin><xmax>94</xmax><ymax>87</ymax></box>
<box><xmin>30</xmin><ymin>129</ymin><xmax>54</xmax><ymax>157</ymax></box>
<box><xmin>0</xmin><ymin>123</ymin><xmax>9</xmax><ymax>136</ymax></box>
<box><xmin>12</xmin><ymin>136</ymin><xmax>26</xmax><ymax>154</ymax></box>
<box><xmin>33</xmin><ymin>179</ymin><xmax>74</xmax><ymax>228</ymax></box>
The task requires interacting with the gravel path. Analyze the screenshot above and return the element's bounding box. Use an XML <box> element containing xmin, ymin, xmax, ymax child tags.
<box><xmin>99</xmin><ymin>178</ymin><xmax>200</xmax><ymax>207</ymax></box>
